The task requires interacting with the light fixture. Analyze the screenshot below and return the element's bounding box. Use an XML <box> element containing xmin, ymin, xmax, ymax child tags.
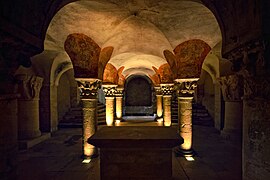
<box><xmin>185</xmin><ymin>156</ymin><xmax>195</xmax><ymax>161</ymax></box>
<box><xmin>82</xmin><ymin>159</ymin><xmax>91</xmax><ymax>164</ymax></box>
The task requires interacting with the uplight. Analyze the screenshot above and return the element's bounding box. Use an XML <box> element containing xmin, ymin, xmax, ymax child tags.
<box><xmin>185</xmin><ymin>156</ymin><xmax>195</xmax><ymax>161</ymax></box>
<box><xmin>82</xmin><ymin>159</ymin><xmax>91</xmax><ymax>164</ymax></box>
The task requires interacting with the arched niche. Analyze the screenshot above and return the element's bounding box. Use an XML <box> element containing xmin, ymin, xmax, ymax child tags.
<box><xmin>124</xmin><ymin>75</ymin><xmax>154</xmax><ymax>116</ymax></box>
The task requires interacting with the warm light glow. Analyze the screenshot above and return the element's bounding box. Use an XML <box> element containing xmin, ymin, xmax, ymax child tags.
<box><xmin>106</xmin><ymin>97</ymin><xmax>115</xmax><ymax>126</ymax></box>
<box><xmin>185</xmin><ymin>156</ymin><xmax>195</xmax><ymax>161</ymax></box>
<box><xmin>82</xmin><ymin>159</ymin><xmax>91</xmax><ymax>164</ymax></box>
<box><xmin>156</xmin><ymin>95</ymin><xmax>163</xmax><ymax>118</ymax></box>
<box><xmin>116</xmin><ymin>97</ymin><xmax>123</xmax><ymax>119</ymax></box>
<box><xmin>157</xmin><ymin>118</ymin><xmax>163</xmax><ymax>123</ymax></box>
<box><xmin>115</xmin><ymin>119</ymin><xmax>121</xmax><ymax>126</ymax></box>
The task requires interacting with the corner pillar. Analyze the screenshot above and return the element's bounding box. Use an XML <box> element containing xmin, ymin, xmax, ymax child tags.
<box><xmin>218</xmin><ymin>74</ymin><xmax>243</xmax><ymax>142</ymax></box>
<box><xmin>15</xmin><ymin>74</ymin><xmax>43</xmax><ymax>140</ymax></box>
<box><xmin>76</xmin><ymin>78</ymin><xmax>101</xmax><ymax>159</ymax></box>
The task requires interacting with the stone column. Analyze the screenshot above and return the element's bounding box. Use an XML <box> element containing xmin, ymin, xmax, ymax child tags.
<box><xmin>218</xmin><ymin>74</ymin><xmax>243</xmax><ymax>141</ymax></box>
<box><xmin>160</xmin><ymin>83</ymin><xmax>174</xmax><ymax>126</ymax></box>
<box><xmin>154</xmin><ymin>86</ymin><xmax>163</xmax><ymax>120</ymax></box>
<box><xmin>115</xmin><ymin>87</ymin><xmax>124</xmax><ymax>120</ymax></box>
<box><xmin>0</xmin><ymin>94</ymin><xmax>19</xmax><ymax>180</ymax></box>
<box><xmin>76</xmin><ymin>78</ymin><xmax>101</xmax><ymax>159</ymax></box>
<box><xmin>102</xmin><ymin>84</ymin><xmax>118</xmax><ymax>126</ymax></box>
<box><xmin>174</xmin><ymin>78</ymin><xmax>198</xmax><ymax>156</ymax></box>
<box><xmin>15</xmin><ymin>74</ymin><xmax>43</xmax><ymax>140</ymax></box>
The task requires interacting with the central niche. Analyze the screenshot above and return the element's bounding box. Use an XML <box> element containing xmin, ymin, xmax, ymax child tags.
<box><xmin>124</xmin><ymin>75</ymin><xmax>153</xmax><ymax>115</ymax></box>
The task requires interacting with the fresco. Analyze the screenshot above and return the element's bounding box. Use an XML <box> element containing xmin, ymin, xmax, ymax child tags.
<box><xmin>103</xmin><ymin>63</ymin><xmax>126</xmax><ymax>86</ymax></box>
<box><xmin>98</xmin><ymin>46</ymin><xmax>114</xmax><ymax>79</ymax></box>
<box><xmin>173</xmin><ymin>39</ymin><xmax>211</xmax><ymax>78</ymax></box>
<box><xmin>64</xmin><ymin>33</ymin><xmax>101</xmax><ymax>78</ymax></box>
<box><xmin>151</xmin><ymin>63</ymin><xmax>174</xmax><ymax>84</ymax></box>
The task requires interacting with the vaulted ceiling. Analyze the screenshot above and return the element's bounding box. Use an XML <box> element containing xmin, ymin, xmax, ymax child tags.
<box><xmin>45</xmin><ymin>0</ymin><xmax>221</xmax><ymax>80</ymax></box>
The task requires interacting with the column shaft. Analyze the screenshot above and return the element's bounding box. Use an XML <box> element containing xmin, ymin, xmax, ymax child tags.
<box><xmin>163</xmin><ymin>95</ymin><xmax>172</xmax><ymax>126</ymax></box>
<box><xmin>156</xmin><ymin>95</ymin><xmax>163</xmax><ymax>118</ymax></box>
<box><xmin>18</xmin><ymin>100</ymin><xmax>41</xmax><ymax>139</ymax></box>
<box><xmin>116</xmin><ymin>96</ymin><xmax>123</xmax><ymax>119</ymax></box>
<box><xmin>178</xmin><ymin>97</ymin><xmax>193</xmax><ymax>151</ymax></box>
<box><xmin>81</xmin><ymin>98</ymin><xmax>98</xmax><ymax>158</ymax></box>
<box><xmin>106</xmin><ymin>97</ymin><xmax>115</xmax><ymax>126</ymax></box>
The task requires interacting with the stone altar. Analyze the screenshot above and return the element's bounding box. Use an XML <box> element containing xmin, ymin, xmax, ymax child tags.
<box><xmin>88</xmin><ymin>126</ymin><xmax>183</xmax><ymax>180</ymax></box>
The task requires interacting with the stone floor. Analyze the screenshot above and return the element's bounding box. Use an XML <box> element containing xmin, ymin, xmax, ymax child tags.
<box><xmin>16</xmin><ymin>120</ymin><xmax>242</xmax><ymax>180</ymax></box>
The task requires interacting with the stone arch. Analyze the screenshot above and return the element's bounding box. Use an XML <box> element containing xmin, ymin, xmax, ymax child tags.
<box><xmin>124</xmin><ymin>75</ymin><xmax>154</xmax><ymax>116</ymax></box>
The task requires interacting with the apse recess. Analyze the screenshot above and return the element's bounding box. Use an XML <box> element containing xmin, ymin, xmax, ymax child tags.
<box><xmin>45</xmin><ymin>0</ymin><xmax>221</xmax><ymax>79</ymax></box>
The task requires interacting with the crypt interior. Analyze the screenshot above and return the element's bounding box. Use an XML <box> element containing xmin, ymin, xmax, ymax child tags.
<box><xmin>0</xmin><ymin>0</ymin><xmax>270</xmax><ymax>179</ymax></box>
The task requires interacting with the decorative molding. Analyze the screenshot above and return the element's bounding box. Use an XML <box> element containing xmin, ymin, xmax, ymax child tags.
<box><xmin>115</xmin><ymin>87</ymin><xmax>124</xmax><ymax>97</ymax></box>
<box><xmin>174</xmin><ymin>78</ymin><xmax>199</xmax><ymax>97</ymax></box>
<box><xmin>227</xmin><ymin>39</ymin><xmax>266</xmax><ymax>75</ymax></box>
<box><xmin>76</xmin><ymin>78</ymin><xmax>102</xmax><ymax>99</ymax></box>
<box><xmin>154</xmin><ymin>86</ymin><xmax>162</xmax><ymax>96</ymax></box>
<box><xmin>243</xmin><ymin>77</ymin><xmax>270</xmax><ymax>100</ymax></box>
<box><xmin>217</xmin><ymin>75</ymin><xmax>243</xmax><ymax>101</ymax></box>
<box><xmin>15</xmin><ymin>74</ymin><xmax>43</xmax><ymax>100</ymax></box>
<box><xmin>160</xmin><ymin>83</ymin><xmax>174</xmax><ymax>96</ymax></box>
<box><xmin>102</xmin><ymin>84</ymin><xmax>118</xmax><ymax>97</ymax></box>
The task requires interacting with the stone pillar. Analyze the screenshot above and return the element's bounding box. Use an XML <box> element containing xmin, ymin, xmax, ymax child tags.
<box><xmin>0</xmin><ymin>94</ymin><xmax>19</xmax><ymax>180</ymax></box>
<box><xmin>115</xmin><ymin>87</ymin><xmax>124</xmax><ymax>120</ymax></box>
<box><xmin>102</xmin><ymin>84</ymin><xmax>118</xmax><ymax>126</ymax></box>
<box><xmin>174</xmin><ymin>78</ymin><xmax>198</xmax><ymax>156</ymax></box>
<box><xmin>160</xmin><ymin>83</ymin><xmax>174</xmax><ymax>126</ymax></box>
<box><xmin>218</xmin><ymin>74</ymin><xmax>243</xmax><ymax>141</ymax></box>
<box><xmin>76</xmin><ymin>78</ymin><xmax>101</xmax><ymax>159</ymax></box>
<box><xmin>154</xmin><ymin>86</ymin><xmax>163</xmax><ymax>119</ymax></box>
<box><xmin>15</xmin><ymin>74</ymin><xmax>43</xmax><ymax>140</ymax></box>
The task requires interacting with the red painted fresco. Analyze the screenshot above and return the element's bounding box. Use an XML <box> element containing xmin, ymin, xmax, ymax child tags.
<box><xmin>173</xmin><ymin>39</ymin><xmax>211</xmax><ymax>78</ymax></box>
<box><xmin>151</xmin><ymin>63</ymin><xmax>173</xmax><ymax>84</ymax></box>
<box><xmin>103</xmin><ymin>63</ymin><xmax>118</xmax><ymax>84</ymax></box>
<box><xmin>98</xmin><ymin>46</ymin><xmax>114</xmax><ymax>79</ymax></box>
<box><xmin>64</xmin><ymin>33</ymin><xmax>101</xmax><ymax>78</ymax></box>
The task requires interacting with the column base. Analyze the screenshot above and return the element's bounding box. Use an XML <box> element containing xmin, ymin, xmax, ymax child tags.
<box><xmin>18</xmin><ymin>133</ymin><xmax>51</xmax><ymax>150</ymax></box>
<box><xmin>174</xmin><ymin>146</ymin><xmax>196</xmax><ymax>157</ymax></box>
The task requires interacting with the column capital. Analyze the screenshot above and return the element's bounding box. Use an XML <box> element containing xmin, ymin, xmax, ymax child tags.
<box><xmin>217</xmin><ymin>75</ymin><xmax>243</xmax><ymax>101</ymax></box>
<box><xmin>102</xmin><ymin>84</ymin><xmax>118</xmax><ymax>97</ymax></box>
<box><xmin>115</xmin><ymin>87</ymin><xmax>124</xmax><ymax>97</ymax></box>
<box><xmin>154</xmin><ymin>86</ymin><xmax>163</xmax><ymax>95</ymax></box>
<box><xmin>227</xmin><ymin>39</ymin><xmax>266</xmax><ymax>75</ymax></box>
<box><xmin>174</xmin><ymin>78</ymin><xmax>199</xmax><ymax>97</ymax></box>
<box><xmin>160</xmin><ymin>83</ymin><xmax>174</xmax><ymax>96</ymax></box>
<box><xmin>76</xmin><ymin>78</ymin><xmax>102</xmax><ymax>99</ymax></box>
<box><xmin>15</xmin><ymin>74</ymin><xmax>44</xmax><ymax>100</ymax></box>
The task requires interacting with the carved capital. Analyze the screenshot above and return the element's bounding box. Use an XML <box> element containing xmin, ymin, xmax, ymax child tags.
<box><xmin>154</xmin><ymin>86</ymin><xmax>163</xmax><ymax>95</ymax></box>
<box><xmin>227</xmin><ymin>39</ymin><xmax>266</xmax><ymax>75</ymax></box>
<box><xmin>160</xmin><ymin>83</ymin><xmax>174</xmax><ymax>96</ymax></box>
<box><xmin>102</xmin><ymin>84</ymin><xmax>118</xmax><ymax>97</ymax></box>
<box><xmin>218</xmin><ymin>75</ymin><xmax>243</xmax><ymax>101</ymax></box>
<box><xmin>115</xmin><ymin>87</ymin><xmax>124</xmax><ymax>97</ymax></box>
<box><xmin>76</xmin><ymin>78</ymin><xmax>102</xmax><ymax>99</ymax></box>
<box><xmin>15</xmin><ymin>74</ymin><xmax>43</xmax><ymax>100</ymax></box>
<box><xmin>174</xmin><ymin>78</ymin><xmax>199</xmax><ymax>97</ymax></box>
<box><xmin>243</xmin><ymin>77</ymin><xmax>270</xmax><ymax>100</ymax></box>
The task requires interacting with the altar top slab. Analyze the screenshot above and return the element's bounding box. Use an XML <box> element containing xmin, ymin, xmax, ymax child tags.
<box><xmin>88</xmin><ymin>126</ymin><xmax>183</xmax><ymax>148</ymax></box>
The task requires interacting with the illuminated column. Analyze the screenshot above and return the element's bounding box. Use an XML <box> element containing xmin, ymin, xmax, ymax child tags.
<box><xmin>115</xmin><ymin>87</ymin><xmax>124</xmax><ymax>120</ymax></box>
<box><xmin>154</xmin><ymin>86</ymin><xmax>163</xmax><ymax>119</ymax></box>
<box><xmin>102</xmin><ymin>84</ymin><xmax>118</xmax><ymax>126</ymax></box>
<box><xmin>175</xmin><ymin>78</ymin><xmax>198</xmax><ymax>156</ymax></box>
<box><xmin>218</xmin><ymin>75</ymin><xmax>243</xmax><ymax>141</ymax></box>
<box><xmin>15</xmin><ymin>74</ymin><xmax>43</xmax><ymax>140</ymax></box>
<box><xmin>76</xmin><ymin>78</ymin><xmax>101</xmax><ymax>159</ymax></box>
<box><xmin>160</xmin><ymin>83</ymin><xmax>174</xmax><ymax>126</ymax></box>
